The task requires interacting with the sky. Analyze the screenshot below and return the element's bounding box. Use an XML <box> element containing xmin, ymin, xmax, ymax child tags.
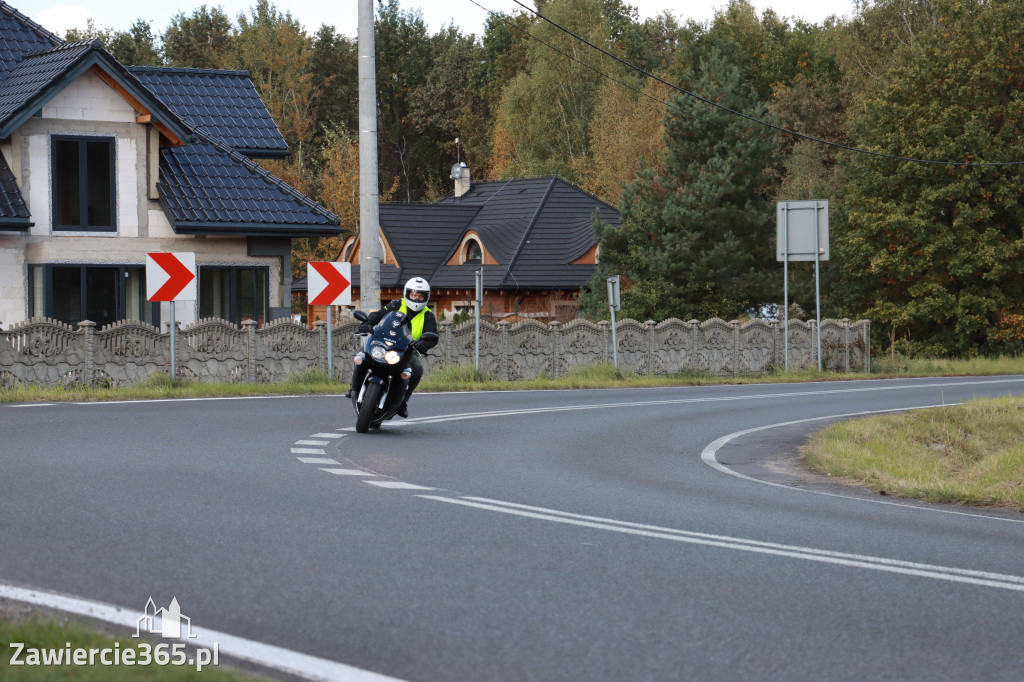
<box><xmin>16</xmin><ymin>0</ymin><xmax>859</xmax><ymax>41</ymax></box>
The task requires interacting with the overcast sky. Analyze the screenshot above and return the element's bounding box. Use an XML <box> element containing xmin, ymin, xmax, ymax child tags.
<box><xmin>18</xmin><ymin>0</ymin><xmax>858</xmax><ymax>40</ymax></box>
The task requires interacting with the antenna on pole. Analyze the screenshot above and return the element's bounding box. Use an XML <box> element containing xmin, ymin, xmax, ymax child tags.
<box><xmin>456</xmin><ymin>136</ymin><xmax>461</xmax><ymax>165</ymax></box>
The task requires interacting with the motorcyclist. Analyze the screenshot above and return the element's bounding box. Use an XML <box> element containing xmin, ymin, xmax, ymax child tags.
<box><xmin>349</xmin><ymin>277</ymin><xmax>438</xmax><ymax>418</ymax></box>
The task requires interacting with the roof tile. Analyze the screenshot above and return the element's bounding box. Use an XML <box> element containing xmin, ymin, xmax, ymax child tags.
<box><xmin>128</xmin><ymin>66</ymin><xmax>288</xmax><ymax>156</ymax></box>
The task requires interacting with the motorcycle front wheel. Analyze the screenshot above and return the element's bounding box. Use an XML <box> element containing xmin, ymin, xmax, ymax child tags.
<box><xmin>355</xmin><ymin>382</ymin><xmax>383</xmax><ymax>433</ymax></box>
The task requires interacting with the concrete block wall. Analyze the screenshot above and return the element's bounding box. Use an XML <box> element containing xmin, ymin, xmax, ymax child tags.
<box><xmin>0</xmin><ymin>316</ymin><xmax>871</xmax><ymax>387</ymax></box>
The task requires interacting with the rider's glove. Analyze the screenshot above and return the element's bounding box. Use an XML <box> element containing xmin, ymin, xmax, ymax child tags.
<box><xmin>357</xmin><ymin>323</ymin><xmax>371</xmax><ymax>334</ymax></box>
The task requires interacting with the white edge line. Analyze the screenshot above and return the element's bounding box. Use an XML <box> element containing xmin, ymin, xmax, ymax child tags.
<box><xmin>0</xmin><ymin>584</ymin><xmax>407</xmax><ymax>682</ymax></box>
<box><xmin>700</xmin><ymin>404</ymin><xmax>1024</xmax><ymax>523</ymax></box>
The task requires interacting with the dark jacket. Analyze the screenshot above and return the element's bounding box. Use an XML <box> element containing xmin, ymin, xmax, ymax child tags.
<box><xmin>365</xmin><ymin>299</ymin><xmax>439</xmax><ymax>353</ymax></box>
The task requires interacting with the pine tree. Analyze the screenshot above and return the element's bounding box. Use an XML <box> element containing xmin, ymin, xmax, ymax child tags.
<box><xmin>584</xmin><ymin>50</ymin><xmax>779</xmax><ymax>321</ymax></box>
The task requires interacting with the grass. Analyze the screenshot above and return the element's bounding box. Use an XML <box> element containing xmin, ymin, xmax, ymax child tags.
<box><xmin>802</xmin><ymin>395</ymin><xmax>1024</xmax><ymax>511</ymax></box>
<box><xmin>0</xmin><ymin>614</ymin><xmax>264</xmax><ymax>680</ymax></box>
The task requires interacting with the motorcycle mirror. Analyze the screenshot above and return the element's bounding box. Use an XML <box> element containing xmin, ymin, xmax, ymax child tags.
<box><xmin>420</xmin><ymin>332</ymin><xmax>439</xmax><ymax>344</ymax></box>
<box><xmin>353</xmin><ymin>310</ymin><xmax>369</xmax><ymax>322</ymax></box>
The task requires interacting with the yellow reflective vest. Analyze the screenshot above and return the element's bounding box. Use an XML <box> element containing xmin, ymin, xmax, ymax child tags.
<box><xmin>398</xmin><ymin>300</ymin><xmax>431</xmax><ymax>341</ymax></box>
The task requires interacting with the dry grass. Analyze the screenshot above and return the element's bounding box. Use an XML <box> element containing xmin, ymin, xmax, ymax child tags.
<box><xmin>803</xmin><ymin>396</ymin><xmax>1024</xmax><ymax>511</ymax></box>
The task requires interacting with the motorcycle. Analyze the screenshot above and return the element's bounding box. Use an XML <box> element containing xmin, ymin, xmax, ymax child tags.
<box><xmin>350</xmin><ymin>309</ymin><xmax>438</xmax><ymax>433</ymax></box>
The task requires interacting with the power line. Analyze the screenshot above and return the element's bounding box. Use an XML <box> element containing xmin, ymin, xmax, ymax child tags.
<box><xmin>467</xmin><ymin>0</ymin><xmax>839</xmax><ymax>170</ymax></box>
<box><xmin>508</xmin><ymin>0</ymin><xmax>1024</xmax><ymax>168</ymax></box>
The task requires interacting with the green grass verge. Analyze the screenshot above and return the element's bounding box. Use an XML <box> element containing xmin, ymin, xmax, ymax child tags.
<box><xmin>802</xmin><ymin>395</ymin><xmax>1024</xmax><ymax>511</ymax></box>
<box><xmin>0</xmin><ymin>614</ymin><xmax>263</xmax><ymax>680</ymax></box>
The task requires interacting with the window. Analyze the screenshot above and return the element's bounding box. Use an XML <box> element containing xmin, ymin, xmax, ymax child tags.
<box><xmin>463</xmin><ymin>239</ymin><xmax>482</xmax><ymax>264</ymax></box>
<box><xmin>341</xmin><ymin>237</ymin><xmax>356</xmax><ymax>261</ymax></box>
<box><xmin>199</xmin><ymin>266</ymin><xmax>268</xmax><ymax>325</ymax></box>
<box><xmin>29</xmin><ymin>265</ymin><xmax>156</xmax><ymax>328</ymax></box>
<box><xmin>52</xmin><ymin>136</ymin><xmax>115</xmax><ymax>232</ymax></box>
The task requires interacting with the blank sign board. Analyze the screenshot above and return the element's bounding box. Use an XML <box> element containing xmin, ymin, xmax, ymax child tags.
<box><xmin>777</xmin><ymin>200</ymin><xmax>829</xmax><ymax>261</ymax></box>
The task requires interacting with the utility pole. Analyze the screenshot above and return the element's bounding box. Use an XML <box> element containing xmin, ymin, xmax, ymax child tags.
<box><xmin>358</xmin><ymin>0</ymin><xmax>380</xmax><ymax>310</ymax></box>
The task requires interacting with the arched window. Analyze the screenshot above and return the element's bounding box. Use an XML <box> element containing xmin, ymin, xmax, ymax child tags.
<box><xmin>341</xmin><ymin>237</ymin><xmax>356</xmax><ymax>262</ymax></box>
<box><xmin>463</xmin><ymin>238</ymin><xmax>482</xmax><ymax>264</ymax></box>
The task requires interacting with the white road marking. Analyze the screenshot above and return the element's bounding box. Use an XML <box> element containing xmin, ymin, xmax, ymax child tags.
<box><xmin>0</xmin><ymin>583</ymin><xmax>406</xmax><ymax>682</ymax></box>
<box><xmin>399</xmin><ymin>377</ymin><xmax>1024</xmax><ymax>426</ymax></box>
<box><xmin>295</xmin><ymin>440</ymin><xmax>330</xmax><ymax>446</ymax></box>
<box><xmin>366</xmin><ymin>481</ymin><xmax>435</xmax><ymax>490</ymax></box>
<box><xmin>297</xmin><ymin>457</ymin><xmax>339</xmax><ymax>465</ymax></box>
<box><xmin>312</xmin><ymin>433</ymin><xmax>344</xmax><ymax>439</ymax></box>
<box><xmin>700</xmin><ymin>405</ymin><xmax>1024</xmax><ymax>523</ymax></box>
<box><xmin>320</xmin><ymin>468</ymin><xmax>375</xmax><ymax>476</ymax></box>
<box><xmin>291</xmin><ymin>448</ymin><xmax>326</xmax><ymax>455</ymax></box>
<box><xmin>419</xmin><ymin>495</ymin><xmax>1024</xmax><ymax>592</ymax></box>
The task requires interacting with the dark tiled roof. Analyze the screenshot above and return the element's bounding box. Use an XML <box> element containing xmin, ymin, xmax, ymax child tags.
<box><xmin>0</xmin><ymin>1</ymin><xmax>63</xmax><ymax>80</ymax></box>
<box><xmin>0</xmin><ymin>149</ymin><xmax>28</xmax><ymax>226</ymax></box>
<box><xmin>158</xmin><ymin>132</ymin><xmax>339</xmax><ymax>237</ymax></box>
<box><xmin>378</xmin><ymin>203</ymin><xmax>480</xmax><ymax>287</ymax></box>
<box><xmin>128</xmin><ymin>67</ymin><xmax>288</xmax><ymax>157</ymax></box>
<box><xmin>347</xmin><ymin>264</ymin><xmax>401</xmax><ymax>294</ymax></box>
<box><xmin>433</xmin><ymin>176</ymin><xmax>619</xmax><ymax>290</ymax></box>
<box><xmin>0</xmin><ymin>40</ymin><xmax>95</xmax><ymax>124</ymax></box>
<box><xmin>0</xmin><ymin>39</ymin><xmax>193</xmax><ymax>142</ymax></box>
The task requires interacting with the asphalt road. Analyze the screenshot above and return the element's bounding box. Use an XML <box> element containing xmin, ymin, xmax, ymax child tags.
<box><xmin>2</xmin><ymin>376</ymin><xmax>1024</xmax><ymax>680</ymax></box>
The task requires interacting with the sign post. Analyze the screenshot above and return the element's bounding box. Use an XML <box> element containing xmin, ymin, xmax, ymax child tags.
<box><xmin>777</xmin><ymin>201</ymin><xmax>829</xmax><ymax>372</ymax></box>
<box><xmin>475</xmin><ymin>268</ymin><xmax>483</xmax><ymax>372</ymax></box>
<box><xmin>308</xmin><ymin>261</ymin><xmax>352</xmax><ymax>379</ymax></box>
<box><xmin>607</xmin><ymin>275</ymin><xmax>621</xmax><ymax>369</ymax></box>
<box><xmin>146</xmin><ymin>252</ymin><xmax>197</xmax><ymax>381</ymax></box>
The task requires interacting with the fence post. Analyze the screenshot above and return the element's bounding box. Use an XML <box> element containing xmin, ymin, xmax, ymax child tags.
<box><xmin>689</xmin><ymin>320</ymin><xmax>699</xmax><ymax>373</ymax></box>
<box><xmin>811</xmin><ymin>319</ymin><xmax>819</xmax><ymax>371</ymax></box>
<box><xmin>599</xmin><ymin>320</ymin><xmax>609</xmax><ymax>366</ymax></box>
<box><xmin>842</xmin><ymin>319</ymin><xmax>850</xmax><ymax>373</ymax></box>
<box><xmin>314</xmin><ymin>320</ymin><xmax>327</xmax><ymax>372</ymax></box>
<box><xmin>440</xmin><ymin>320</ymin><xmax>452</xmax><ymax>367</ymax></box>
<box><xmin>550</xmin><ymin>321</ymin><xmax>560</xmax><ymax>380</ymax></box>
<box><xmin>646</xmin><ymin>320</ymin><xmax>656</xmax><ymax>376</ymax></box>
<box><xmin>79</xmin><ymin>320</ymin><xmax>96</xmax><ymax>386</ymax></box>
<box><xmin>730</xmin><ymin>320</ymin><xmax>740</xmax><ymax>378</ymax></box>
<box><xmin>498</xmin><ymin>321</ymin><xmax>510</xmax><ymax>382</ymax></box>
<box><xmin>242</xmin><ymin>319</ymin><xmax>258</xmax><ymax>383</ymax></box>
<box><xmin>864</xmin><ymin>320</ymin><xmax>871</xmax><ymax>373</ymax></box>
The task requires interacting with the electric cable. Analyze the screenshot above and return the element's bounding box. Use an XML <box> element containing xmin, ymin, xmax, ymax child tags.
<box><xmin>508</xmin><ymin>0</ymin><xmax>1024</xmax><ymax>168</ymax></box>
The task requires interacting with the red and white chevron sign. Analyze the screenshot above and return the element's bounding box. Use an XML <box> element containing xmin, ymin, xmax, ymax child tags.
<box><xmin>146</xmin><ymin>252</ymin><xmax>197</xmax><ymax>302</ymax></box>
<box><xmin>307</xmin><ymin>261</ymin><xmax>352</xmax><ymax>306</ymax></box>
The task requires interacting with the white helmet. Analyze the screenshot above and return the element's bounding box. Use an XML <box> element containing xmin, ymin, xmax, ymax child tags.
<box><xmin>403</xmin><ymin>277</ymin><xmax>431</xmax><ymax>313</ymax></box>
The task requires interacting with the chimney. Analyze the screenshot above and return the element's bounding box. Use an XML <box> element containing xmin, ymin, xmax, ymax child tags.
<box><xmin>451</xmin><ymin>162</ymin><xmax>471</xmax><ymax>198</ymax></box>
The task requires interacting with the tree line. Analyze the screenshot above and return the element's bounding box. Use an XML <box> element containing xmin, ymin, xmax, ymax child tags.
<box><xmin>75</xmin><ymin>0</ymin><xmax>1024</xmax><ymax>357</ymax></box>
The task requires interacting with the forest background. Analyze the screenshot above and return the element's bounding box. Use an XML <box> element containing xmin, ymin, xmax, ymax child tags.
<box><xmin>65</xmin><ymin>0</ymin><xmax>1024</xmax><ymax>357</ymax></box>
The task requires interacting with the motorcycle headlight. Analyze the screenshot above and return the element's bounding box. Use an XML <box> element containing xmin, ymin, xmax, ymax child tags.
<box><xmin>385</xmin><ymin>350</ymin><xmax>402</xmax><ymax>365</ymax></box>
<box><xmin>370</xmin><ymin>345</ymin><xmax>387</xmax><ymax>361</ymax></box>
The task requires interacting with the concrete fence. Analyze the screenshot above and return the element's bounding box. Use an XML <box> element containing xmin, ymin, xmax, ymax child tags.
<box><xmin>0</xmin><ymin>315</ymin><xmax>869</xmax><ymax>388</ymax></box>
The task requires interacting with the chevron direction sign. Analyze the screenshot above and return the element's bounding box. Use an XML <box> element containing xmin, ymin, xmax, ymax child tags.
<box><xmin>308</xmin><ymin>261</ymin><xmax>352</xmax><ymax>306</ymax></box>
<box><xmin>146</xmin><ymin>252</ymin><xmax>197</xmax><ymax>302</ymax></box>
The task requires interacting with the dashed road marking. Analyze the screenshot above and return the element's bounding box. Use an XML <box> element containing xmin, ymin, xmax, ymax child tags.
<box><xmin>320</xmin><ymin>468</ymin><xmax>375</xmax><ymax>476</ymax></box>
<box><xmin>291</xmin><ymin>447</ymin><xmax>326</xmax><ymax>455</ymax></box>
<box><xmin>366</xmin><ymin>481</ymin><xmax>435</xmax><ymax>490</ymax></box>
<box><xmin>296</xmin><ymin>457</ymin><xmax>340</xmax><ymax>465</ymax></box>
<box><xmin>295</xmin><ymin>440</ymin><xmax>329</xmax><ymax>446</ymax></box>
<box><xmin>312</xmin><ymin>433</ymin><xmax>344</xmax><ymax>439</ymax></box>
